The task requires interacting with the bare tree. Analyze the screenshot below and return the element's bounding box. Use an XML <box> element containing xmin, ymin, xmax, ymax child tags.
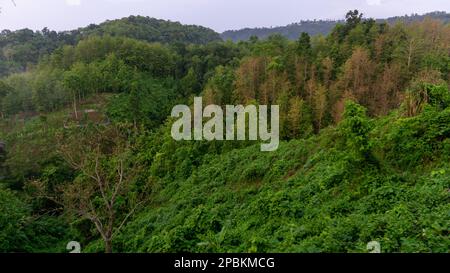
<box><xmin>33</xmin><ymin>125</ymin><xmax>149</xmax><ymax>253</ymax></box>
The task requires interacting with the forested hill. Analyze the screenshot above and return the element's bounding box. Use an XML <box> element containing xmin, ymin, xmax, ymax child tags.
<box><xmin>81</xmin><ymin>16</ymin><xmax>222</xmax><ymax>44</ymax></box>
<box><xmin>221</xmin><ymin>11</ymin><xmax>450</xmax><ymax>41</ymax></box>
<box><xmin>0</xmin><ymin>15</ymin><xmax>221</xmax><ymax>77</ymax></box>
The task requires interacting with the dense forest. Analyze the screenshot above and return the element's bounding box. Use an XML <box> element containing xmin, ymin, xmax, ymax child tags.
<box><xmin>0</xmin><ymin>15</ymin><xmax>221</xmax><ymax>77</ymax></box>
<box><xmin>0</xmin><ymin>10</ymin><xmax>449</xmax><ymax>253</ymax></box>
<box><xmin>221</xmin><ymin>11</ymin><xmax>450</xmax><ymax>41</ymax></box>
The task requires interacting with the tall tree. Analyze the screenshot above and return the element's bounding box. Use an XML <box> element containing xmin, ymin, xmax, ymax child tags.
<box><xmin>33</xmin><ymin>126</ymin><xmax>149</xmax><ymax>253</ymax></box>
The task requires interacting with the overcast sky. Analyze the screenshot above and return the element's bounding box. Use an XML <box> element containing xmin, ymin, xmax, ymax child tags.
<box><xmin>0</xmin><ymin>0</ymin><xmax>448</xmax><ymax>32</ymax></box>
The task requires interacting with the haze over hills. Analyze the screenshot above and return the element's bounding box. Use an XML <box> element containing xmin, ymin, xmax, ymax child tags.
<box><xmin>221</xmin><ymin>11</ymin><xmax>450</xmax><ymax>41</ymax></box>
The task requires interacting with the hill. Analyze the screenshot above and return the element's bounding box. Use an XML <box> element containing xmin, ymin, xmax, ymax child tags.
<box><xmin>2</xmin><ymin>87</ymin><xmax>449</xmax><ymax>253</ymax></box>
<box><xmin>80</xmin><ymin>16</ymin><xmax>221</xmax><ymax>45</ymax></box>
<box><xmin>114</xmin><ymin>97</ymin><xmax>450</xmax><ymax>253</ymax></box>
<box><xmin>0</xmin><ymin>16</ymin><xmax>221</xmax><ymax>77</ymax></box>
<box><xmin>221</xmin><ymin>11</ymin><xmax>450</xmax><ymax>41</ymax></box>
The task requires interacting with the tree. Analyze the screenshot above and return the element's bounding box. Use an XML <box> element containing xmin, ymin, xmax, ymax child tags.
<box><xmin>0</xmin><ymin>80</ymin><xmax>13</xmax><ymax>118</ymax></box>
<box><xmin>180</xmin><ymin>67</ymin><xmax>199</xmax><ymax>97</ymax></box>
<box><xmin>345</xmin><ymin>10</ymin><xmax>363</xmax><ymax>29</ymax></box>
<box><xmin>339</xmin><ymin>100</ymin><xmax>373</xmax><ymax>162</ymax></box>
<box><xmin>63</xmin><ymin>63</ymin><xmax>88</xmax><ymax>119</ymax></box>
<box><xmin>33</xmin><ymin>126</ymin><xmax>149</xmax><ymax>253</ymax></box>
<box><xmin>0</xmin><ymin>187</ymin><xmax>30</xmax><ymax>252</ymax></box>
<box><xmin>297</xmin><ymin>32</ymin><xmax>312</xmax><ymax>58</ymax></box>
<box><xmin>312</xmin><ymin>83</ymin><xmax>327</xmax><ymax>131</ymax></box>
<box><xmin>31</xmin><ymin>69</ymin><xmax>67</xmax><ymax>112</ymax></box>
<box><xmin>260</xmin><ymin>68</ymin><xmax>290</xmax><ymax>105</ymax></box>
<box><xmin>340</xmin><ymin>47</ymin><xmax>374</xmax><ymax>112</ymax></box>
<box><xmin>321</xmin><ymin>57</ymin><xmax>334</xmax><ymax>88</ymax></box>
<box><xmin>404</xmin><ymin>71</ymin><xmax>447</xmax><ymax>116</ymax></box>
<box><xmin>286</xmin><ymin>96</ymin><xmax>313</xmax><ymax>138</ymax></box>
<box><xmin>373</xmin><ymin>63</ymin><xmax>404</xmax><ymax>115</ymax></box>
<box><xmin>203</xmin><ymin>65</ymin><xmax>235</xmax><ymax>105</ymax></box>
<box><xmin>233</xmin><ymin>57</ymin><xmax>267</xmax><ymax>103</ymax></box>
<box><xmin>2</xmin><ymin>73</ymin><xmax>34</xmax><ymax>116</ymax></box>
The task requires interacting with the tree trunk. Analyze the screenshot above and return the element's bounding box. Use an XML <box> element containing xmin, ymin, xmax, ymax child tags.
<box><xmin>104</xmin><ymin>238</ymin><xmax>112</xmax><ymax>253</ymax></box>
<box><xmin>73</xmin><ymin>91</ymin><xmax>78</xmax><ymax>120</ymax></box>
<box><xmin>407</xmin><ymin>39</ymin><xmax>414</xmax><ymax>69</ymax></box>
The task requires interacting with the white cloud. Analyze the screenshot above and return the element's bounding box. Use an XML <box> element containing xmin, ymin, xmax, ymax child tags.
<box><xmin>366</xmin><ymin>0</ymin><xmax>382</xmax><ymax>6</ymax></box>
<box><xmin>65</xmin><ymin>0</ymin><xmax>81</xmax><ymax>6</ymax></box>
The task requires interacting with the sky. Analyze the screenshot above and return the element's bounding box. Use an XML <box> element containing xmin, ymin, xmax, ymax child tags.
<box><xmin>0</xmin><ymin>0</ymin><xmax>449</xmax><ymax>33</ymax></box>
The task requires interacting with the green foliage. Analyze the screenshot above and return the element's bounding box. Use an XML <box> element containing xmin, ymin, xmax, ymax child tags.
<box><xmin>0</xmin><ymin>28</ymin><xmax>79</xmax><ymax>77</ymax></box>
<box><xmin>297</xmin><ymin>32</ymin><xmax>312</xmax><ymax>57</ymax></box>
<box><xmin>32</xmin><ymin>68</ymin><xmax>67</xmax><ymax>112</ymax></box>
<box><xmin>1</xmin><ymin>113</ymin><xmax>70</xmax><ymax>190</ymax></box>
<box><xmin>0</xmin><ymin>11</ymin><xmax>449</xmax><ymax>254</ymax></box>
<box><xmin>1</xmin><ymin>73</ymin><xmax>35</xmax><ymax>115</ymax></box>
<box><xmin>106</xmin><ymin>77</ymin><xmax>179</xmax><ymax>128</ymax></box>
<box><xmin>0</xmin><ymin>16</ymin><xmax>221</xmax><ymax>77</ymax></box>
<box><xmin>2</xmin><ymin>36</ymin><xmax>182</xmax><ymax>117</ymax></box>
<box><xmin>0</xmin><ymin>80</ymin><xmax>13</xmax><ymax>116</ymax></box>
<box><xmin>114</xmin><ymin>115</ymin><xmax>449</xmax><ymax>252</ymax></box>
<box><xmin>82</xmin><ymin>16</ymin><xmax>221</xmax><ymax>45</ymax></box>
<box><xmin>383</xmin><ymin>108</ymin><xmax>450</xmax><ymax>169</ymax></box>
<box><xmin>56</xmin><ymin>36</ymin><xmax>177</xmax><ymax>77</ymax></box>
<box><xmin>428</xmin><ymin>84</ymin><xmax>450</xmax><ymax>110</ymax></box>
<box><xmin>0</xmin><ymin>187</ymin><xmax>29</xmax><ymax>252</ymax></box>
<box><xmin>101</xmin><ymin>90</ymin><xmax>450</xmax><ymax>253</ymax></box>
<box><xmin>0</xmin><ymin>187</ymin><xmax>72</xmax><ymax>252</ymax></box>
<box><xmin>339</xmin><ymin>101</ymin><xmax>373</xmax><ymax>161</ymax></box>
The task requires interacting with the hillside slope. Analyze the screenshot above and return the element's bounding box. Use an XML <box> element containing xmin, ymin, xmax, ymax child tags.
<box><xmin>108</xmin><ymin>97</ymin><xmax>450</xmax><ymax>253</ymax></box>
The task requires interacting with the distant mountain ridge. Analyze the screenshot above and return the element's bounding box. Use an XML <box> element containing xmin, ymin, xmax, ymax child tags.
<box><xmin>221</xmin><ymin>11</ymin><xmax>450</xmax><ymax>41</ymax></box>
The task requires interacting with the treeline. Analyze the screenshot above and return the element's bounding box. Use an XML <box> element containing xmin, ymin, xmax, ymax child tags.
<box><xmin>0</xmin><ymin>16</ymin><xmax>222</xmax><ymax>77</ymax></box>
<box><xmin>221</xmin><ymin>11</ymin><xmax>450</xmax><ymax>41</ymax></box>
<box><xmin>2</xmin><ymin>11</ymin><xmax>449</xmax><ymax>135</ymax></box>
<box><xmin>0</xmin><ymin>28</ymin><xmax>79</xmax><ymax>77</ymax></box>
<box><xmin>82</xmin><ymin>16</ymin><xmax>222</xmax><ymax>45</ymax></box>
<box><xmin>208</xmin><ymin>10</ymin><xmax>450</xmax><ymax>138</ymax></box>
<box><xmin>0</xmin><ymin>35</ymin><xmax>242</xmax><ymax>119</ymax></box>
<box><xmin>221</xmin><ymin>20</ymin><xmax>339</xmax><ymax>42</ymax></box>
